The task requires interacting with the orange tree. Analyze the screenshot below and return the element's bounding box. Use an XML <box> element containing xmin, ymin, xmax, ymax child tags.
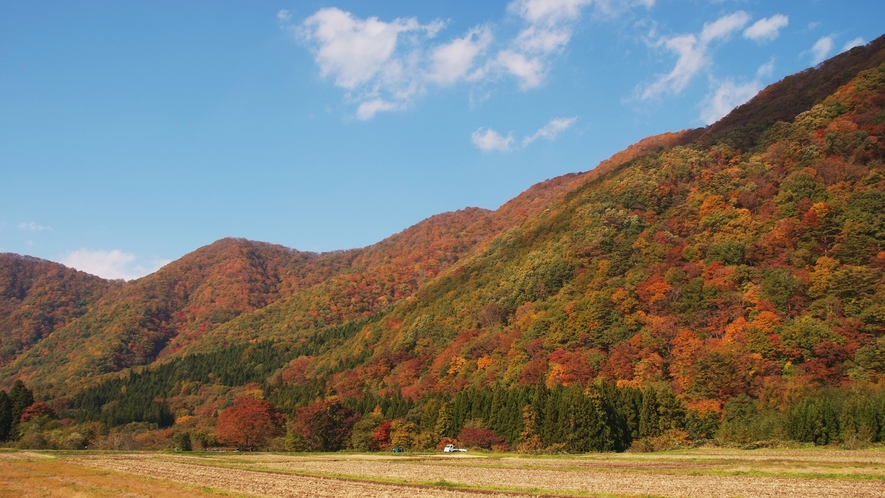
<box><xmin>215</xmin><ymin>396</ymin><xmax>285</xmax><ymax>450</ymax></box>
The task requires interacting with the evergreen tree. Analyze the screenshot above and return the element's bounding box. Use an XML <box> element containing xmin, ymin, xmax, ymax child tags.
<box><xmin>9</xmin><ymin>380</ymin><xmax>34</xmax><ymax>438</ymax></box>
<box><xmin>0</xmin><ymin>390</ymin><xmax>11</xmax><ymax>441</ymax></box>
<box><xmin>596</xmin><ymin>380</ymin><xmax>630</xmax><ymax>451</ymax></box>
<box><xmin>435</xmin><ymin>403</ymin><xmax>453</xmax><ymax>438</ymax></box>
<box><xmin>787</xmin><ymin>395</ymin><xmax>841</xmax><ymax>445</ymax></box>
<box><xmin>619</xmin><ymin>387</ymin><xmax>642</xmax><ymax>442</ymax></box>
<box><xmin>541</xmin><ymin>385</ymin><xmax>563</xmax><ymax>446</ymax></box>
<box><xmin>639</xmin><ymin>387</ymin><xmax>659</xmax><ymax>438</ymax></box>
<box><xmin>655</xmin><ymin>388</ymin><xmax>686</xmax><ymax>432</ymax></box>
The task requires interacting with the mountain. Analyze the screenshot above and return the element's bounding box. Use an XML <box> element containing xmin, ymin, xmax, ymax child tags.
<box><xmin>1</xmin><ymin>168</ymin><xmax>591</xmax><ymax>392</ymax></box>
<box><xmin>0</xmin><ymin>254</ymin><xmax>119</xmax><ymax>366</ymax></box>
<box><xmin>3</xmin><ymin>34</ymin><xmax>885</xmax><ymax>451</ymax></box>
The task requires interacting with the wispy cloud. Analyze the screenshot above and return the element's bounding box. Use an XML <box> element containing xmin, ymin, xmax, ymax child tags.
<box><xmin>523</xmin><ymin>116</ymin><xmax>578</xmax><ymax>145</ymax></box>
<box><xmin>18</xmin><ymin>222</ymin><xmax>52</xmax><ymax>233</ymax></box>
<box><xmin>843</xmin><ymin>37</ymin><xmax>865</xmax><ymax>52</ymax></box>
<box><xmin>298</xmin><ymin>8</ymin><xmax>442</xmax><ymax>91</ymax></box>
<box><xmin>472</xmin><ymin>128</ymin><xmax>515</xmax><ymax>152</ymax></box>
<box><xmin>811</xmin><ymin>36</ymin><xmax>834</xmax><ymax>64</ymax></box>
<box><xmin>699</xmin><ymin>55</ymin><xmax>776</xmax><ymax>125</ymax></box>
<box><xmin>743</xmin><ymin>14</ymin><xmax>788</xmax><ymax>43</ymax></box>
<box><xmin>61</xmin><ymin>249</ymin><xmax>170</xmax><ymax>281</ymax></box>
<box><xmin>500</xmin><ymin>0</ymin><xmax>652</xmax><ymax>89</ymax></box>
<box><xmin>700</xmin><ymin>78</ymin><xmax>761</xmax><ymax>125</ymax></box>
<box><xmin>427</xmin><ymin>27</ymin><xmax>493</xmax><ymax>85</ymax></box>
<box><xmin>756</xmin><ymin>58</ymin><xmax>776</xmax><ymax>78</ymax></box>
<box><xmin>638</xmin><ymin>11</ymin><xmax>750</xmax><ymax>100</ymax></box>
<box><xmin>294</xmin><ymin>1</ymin><xmax>652</xmax><ymax>119</ymax></box>
<box><xmin>473</xmin><ymin>116</ymin><xmax>577</xmax><ymax>151</ymax></box>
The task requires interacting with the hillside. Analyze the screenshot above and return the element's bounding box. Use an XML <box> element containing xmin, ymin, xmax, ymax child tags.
<box><xmin>3</xmin><ymin>35</ymin><xmax>885</xmax><ymax>452</ymax></box>
<box><xmin>1</xmin><ymin>166</ymin><xmax>591</xmax><ymax>392</ymax></box>
<box><xmin>0</xmin><ymin>255</ymin><xmax>119</xmax><ymax>366</ymax></box>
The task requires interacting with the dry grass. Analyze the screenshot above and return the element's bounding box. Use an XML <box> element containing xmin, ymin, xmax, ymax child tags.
<box><xmin>4</xmin><ymin>448</ymin><xmax>885</xmax><ymax>497</ymax></box>
<box><xmin>0</xmin><ymin>452</ymin><xmax>235</xmax><ymax>498</ymax></box>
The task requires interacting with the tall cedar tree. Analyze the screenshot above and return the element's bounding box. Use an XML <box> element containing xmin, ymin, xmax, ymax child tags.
<box><xmin>9</xmin><ymin>380</ymin><xmax>34</xmax><ymax>435</ymax></box>
<box><xmin>0</xmin><ymin>391</ymin><xmax>11</xmax><ymax>441</ymax></box>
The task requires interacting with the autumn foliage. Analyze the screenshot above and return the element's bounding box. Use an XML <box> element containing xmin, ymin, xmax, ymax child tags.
<box><xmin>4</xmin><ymin>36</ymin><xmax>885</xmax><ymax>452</ymax></box>
<box><xmin>457</xmin><ymin>426</ymin><xmax>505</xmax><ymax>450</ymax></box>
<box><xmin>289</xmin><ymin>400</ymin><xmax>360</xmax><ymax>452</ymax></box>
<box><xmin>215</xmin><ymin>396</ymin><xmax>285</xmax><ymax>450</ymax></box>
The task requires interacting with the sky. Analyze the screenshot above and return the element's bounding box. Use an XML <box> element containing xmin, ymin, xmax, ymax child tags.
<box><xmin>1</xmin><ymin>0</ymin><xmax>883</xmax><ymax>280</ymax></box>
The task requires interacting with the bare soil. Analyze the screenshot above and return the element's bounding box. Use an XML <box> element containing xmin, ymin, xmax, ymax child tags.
<box><xmin>3</xmin><ymin>448</ymin><xmax>885</xmax><ymax>497</ymax></box>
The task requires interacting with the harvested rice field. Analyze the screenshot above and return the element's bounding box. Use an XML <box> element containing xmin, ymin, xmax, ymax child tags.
<box><xmin>2</xmin><ymin>448</ymin><xmax>885</xmax><ymax>497</ymax></box>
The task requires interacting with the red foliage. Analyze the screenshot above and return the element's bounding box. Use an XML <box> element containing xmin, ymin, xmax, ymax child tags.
<box><xmin>546</xmin><ymin>348</ymin><xmax>595</xmax><ymax>387</ymax></box>
<box><xmin>457</xmin><ymin>426</ymin><xmax>505</xmax><ymax>449</ymax></box>
<box><xmin>19</xmin><ymin>401</ymin><xmax>56</xmax><ymax>423</ymax></box>
<box><xmin>801</xmin><ymin>341</ymin><xmax>849</xmax><ymax>385</ymax></box>
<box><xmin>372</xmin><ymin>420</ymin><xmax>392</xmax><ymax>450</ymax></box>
<box><xmin>291</xmin><ymin>400</ymin><xmax>361</xmax><ymax>452</ymax></box>
<box><xmin>599</xmin><ymin>343</ymin><xmax>636</xmax><ymax>381</ymax></box>
<box><xmin>214</xmin><ymin>396</ymin><xmax>285</xmax><ymax>450</ymax></box>
<box><xmin>519</xmin><ymin>357</ymin><xmax>549</xmax><ymax>386</ymax></box>
<box><xmin>437</xmin><ymin>436</ymin><xmax>459</xmax><ymax>451</ymax></box>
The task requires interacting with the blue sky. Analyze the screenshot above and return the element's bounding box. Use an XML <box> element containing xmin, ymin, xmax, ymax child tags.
<box><xmin>1</xmin><ymin>0</ymin><xmax>883</xmax><ymax>279</ymax></box>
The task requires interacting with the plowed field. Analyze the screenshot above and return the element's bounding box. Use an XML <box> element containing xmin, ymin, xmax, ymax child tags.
<box><xmin>2</xmin><ymin>448</ymin><xmax>885</xmax><ymax>497</ymax></box>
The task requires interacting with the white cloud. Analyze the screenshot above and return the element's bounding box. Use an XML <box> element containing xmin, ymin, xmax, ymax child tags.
<box><xmin>496</xmin><ymin>50</ymin><xmax>546</xmax><ymax>89</ymax></box>
<box><xmin>296</xmin><ymin>8</ymin><xmax>455</xmax><ymax>118</ymax></box>
<box><xmin>811</xmin><ymin>36</ymin><xmax>834</xmax><ymax>64</ymax></box>
<box><xmin>18</xmin><ymin>222</ymin><xmax>51</xmax><ymax>232</ymax></box>
<box><xmin>743</xmin><ymin>14</ymin><xmax>788</xmax><ymax>42</ymax></box>
<box><xmin>508</xmin><ymin>0</ymin><xmax>591</xmax><ymax>25</ymax></box>
<box><xmin>471</xmin><ymin>128</ymin><xmax>515</xmax><ymax>152</ymax></box>
<box><xmin>699</xmin><ymin>11</ymin><xmax>750</xmax><ymax>43</ymax></box>
<box><xmin>500</xmin><ymin>0</ymin><xmax>641</xmax><ymax>87</ymax></box>
<box><xmin>474</xmin><ymin>116</ymin><xmax>578</xmax><ymax>151</ymax></box>
<box><xmin>61</xmin><ymin>249</ymin><xmax>170</xmax><ymax>281</ymax></box>
<box><xmin>523</xmin><ymin>116</ymin><xmax>578</xmax><ymax>145</ymax></box>
<box><xmin>299</xmin><ymin>8</ymin><xmax>431</xmax><ymax>90</ymax></box>
<box><xmin>277</xmin><ymin>9</ymin><xmax>291</xmax><ymax>22</ymax></box>
<box><xmin>295</xmin><ymin>2</ymin><xmax>653</xmax><ymax>118</ymax></box>
<box><xmin>513</xmin><ymin>23</ymin><xmax>573</xmax><ymax>54</ymax></box>
<box><xmin>356</xmin><ymin>99</ymin><xmax>402</xmax><ymax>120</ymax></box>
<box><xmin>639</xmin><ymin>11</ymin><xmax>750</xmax><ymax>100</ymax></box>
<box><xmin>639</xmin><ymin>34</ymin><xmax>703</xmax><ymax>99</ymax></box>
<box><xmin>699</xmin><ymin>79</ymin><xmax>761</xmax><ymax>125</ymax></box>
<box><xmin>843</xmin><ymin>37</ymin><xmax>865</xmax><ymax>52</ymax></box>
<box><xmin>756</xmin><ymin>58</ymin><xmax>776</xmax><ymax>78</ymax></box>
<box><xmin>427</xmin><ymin>27</ymin><xmax>493</xmax><ymax>85</ymax></box>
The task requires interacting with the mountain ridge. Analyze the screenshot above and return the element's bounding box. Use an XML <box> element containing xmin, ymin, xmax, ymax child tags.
<box><xmin>2</xmin><ymin>35</ymin><xmax>885</xmax><ymax>451</ymax></box>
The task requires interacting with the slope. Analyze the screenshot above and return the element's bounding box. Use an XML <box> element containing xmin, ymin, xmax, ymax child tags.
<box><xmin>272</xmin><ymin>39</ymin><xmax>885</xmax><ymax>407</ymax></box>
<box><xmin>0</xmin><ymin>254</ymin><xmax>119</xmax><ymax>366</ymax></box>
<box><xmin>0</xmin><ymin>239</ymin><xmax>313</xmax><ymax>390</ymax></box>
<box><xmin>6</xmin><ymin>36</ymin><xmax>885</xmax><ymax>450</ymax></box>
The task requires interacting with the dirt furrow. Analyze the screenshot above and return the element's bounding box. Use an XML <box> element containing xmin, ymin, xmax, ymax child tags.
<box><xmin>80</xmin><ymin>456</ymin><xmax>548</xmax><ymax>498</ymax></box>
<box><xmin>249</xmin><ymin>457</ymin><xmax>885</xmax><ymax>498</ymax></box>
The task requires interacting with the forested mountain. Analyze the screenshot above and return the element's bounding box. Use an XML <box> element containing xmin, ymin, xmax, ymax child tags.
<box><xmin>1</xmin><ymin>169</ymin><xmax>588</xmax><ymax>392</ymax></box>
<box><xmin>0</xmin><ymin>254</ymin><xmax>119</xmax><ymax>366</ymax></box>
<box><xmin>3</xmin><ymin>35</ymin><xmax>885</xmax><ymax>452</ymax></box>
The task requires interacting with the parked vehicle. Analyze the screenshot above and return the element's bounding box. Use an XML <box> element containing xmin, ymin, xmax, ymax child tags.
<box><xmin>443</xmin><ymin>444</ymin><xmax>467</xmax><ymax>453</ymax></box>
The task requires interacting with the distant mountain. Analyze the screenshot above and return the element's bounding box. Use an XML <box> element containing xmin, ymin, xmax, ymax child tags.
<box><xmin>3</xmin><ymin>35</ymin><xmax>885</xmax><ymax>445</ymax></box>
